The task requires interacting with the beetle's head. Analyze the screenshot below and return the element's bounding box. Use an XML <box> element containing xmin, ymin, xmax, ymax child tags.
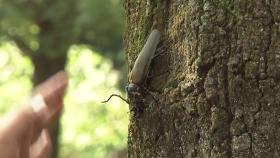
<box><xmin>125</xmin><ymin>83</ymin><xmax>141</xmax><ymax>96</ymax></box>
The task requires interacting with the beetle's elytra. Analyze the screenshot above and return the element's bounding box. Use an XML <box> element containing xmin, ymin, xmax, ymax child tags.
<box><xmin>129</xmin><ymin>29</ymin><xmax>161</xmax><ymax>85</ymax></box>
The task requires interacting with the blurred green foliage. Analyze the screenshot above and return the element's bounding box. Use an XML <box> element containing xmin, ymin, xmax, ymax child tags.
<box><xmin>0</xmin><ymin>0</ymin><xmax>128</xmax><ymax>157</ymax></box>
<box><xmin>0</xmin><ymin>0</ymin><xmax>77</xmax><ymax>57</ymax></box>
<box><xmin>0</xmin><ymin>43</ymin><xmax>129</xmax><ymax>158</ymax></box>
<box><xmin>77</xmin><ymin>0</ymin><xmax>124</xmax><ymax>54</ymax></box>
<box><xmin>61</xmin><ymin>45</ymin><xmax>128</xmax><ymax>158</ymax></box>
<box><xmin>0</xmin><ymin>42</ymin><xmax>33</xmax><ymax>113</ymax></box>
<box><xmin>0</xmin><ymin>0</ymin><xmax>127</xmax><ymax>88</ymax></box>
<box><xmin>0</xmin><ymin>0</ymin><xmax>124</xmax><ymax>59</ymax></box>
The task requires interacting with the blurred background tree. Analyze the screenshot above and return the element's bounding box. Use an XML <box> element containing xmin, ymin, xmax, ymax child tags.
<box><xmin>0</xmin><ymin>0</ymin><xmax>127</xmax><ymax>157</ymax></box>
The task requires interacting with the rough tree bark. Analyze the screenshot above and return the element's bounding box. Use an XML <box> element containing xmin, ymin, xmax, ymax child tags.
<box><xmin>124</xmin><ymin>0</ymin><xmax>280</xmax><ymax>157</ymax></box>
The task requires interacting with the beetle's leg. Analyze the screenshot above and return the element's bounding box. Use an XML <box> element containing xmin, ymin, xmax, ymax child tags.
<box><xmin>142</xmin><ymin>86</ymin><xmax>158</xmax><ymax>101</ymax></box>
<box><xmin>153</xmin><ymin>47</ymin><xmax>167</xmax><ymax>59</ymax></box>
<box><xmin>147</xmin><ymin>69</ymin><xmax>170</xmax><ymax>80</ymax></box>
<box><xmin>146</xmin><ymin>55</ymin><xmax>167</xmax><ymax>79</ymax></box>
<box><xmin>128</xmin><ymin>103</ymin><xmax>144</xmax><ymax>118</ymax></box>
<box><xmin>147</xmin><ymin>43</ymin><xmax>169</xmax><ymax>80</ymax></box>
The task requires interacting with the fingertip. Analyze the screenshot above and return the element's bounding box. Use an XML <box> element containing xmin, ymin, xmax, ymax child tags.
<box><xmin>33</xmin><ymin>70</ymin><xmax>69</xmax><ymax>98</ymax></box>
<box><xmin>54</xmin><ymin>70</ymin><xmax>69</xmax><ymax>90</ymax></box>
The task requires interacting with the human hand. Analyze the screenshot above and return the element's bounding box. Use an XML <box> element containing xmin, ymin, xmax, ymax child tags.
<box><xmin>0</xmin><ymin>71</ymin><xmax>68</xmax><ymax>158</ymax></box>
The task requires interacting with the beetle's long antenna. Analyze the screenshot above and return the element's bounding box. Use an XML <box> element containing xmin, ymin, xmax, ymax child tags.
<box><xmin>101</xmin><ymin>94</ymin><xmax>129</xmax><ymax>104</ymax></box>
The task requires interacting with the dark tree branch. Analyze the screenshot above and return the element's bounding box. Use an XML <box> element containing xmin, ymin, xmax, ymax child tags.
<box><xmin>8</xmin><ymin>35</ymin><xmax>34</xmax><ymax>56</ymax></box>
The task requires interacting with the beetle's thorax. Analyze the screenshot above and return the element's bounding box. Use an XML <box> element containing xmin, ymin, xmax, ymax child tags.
<box><xmin>125</xmin><ymin>83</ymin><xmax>141</xmax><ymax>96</ymax></box>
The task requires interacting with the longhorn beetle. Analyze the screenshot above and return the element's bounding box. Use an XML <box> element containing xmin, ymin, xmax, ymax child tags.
<box><xmin>102</xmin><ymin>29</ymin><xmax>161</xmax><ymax>115</ymax></box>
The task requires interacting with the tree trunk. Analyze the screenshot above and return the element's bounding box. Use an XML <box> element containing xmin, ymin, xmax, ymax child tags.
<box><xmin>124</xmin><ymin>0</ymin><xmax>280</xmax><ymax>157</ymax></box>
<box><xmin>31</xmin><ymin>54</ymin><xmax>67</xmax><ymax>158</ymax></box>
